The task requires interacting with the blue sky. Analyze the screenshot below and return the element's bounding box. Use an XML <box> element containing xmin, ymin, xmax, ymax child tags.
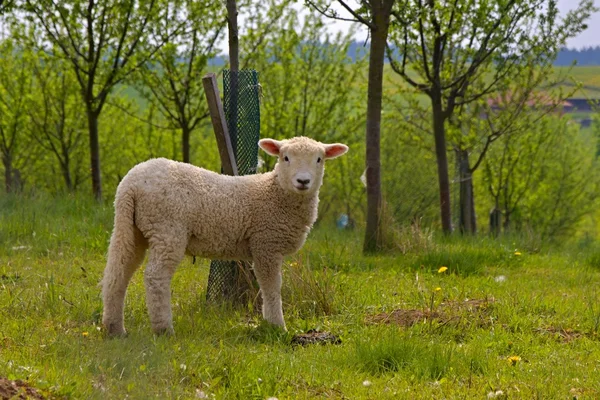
<box><xmin>559</xmin><ymin>0</ymin><xmax>600</xmax><ymax>48</ymax></box>
<box><xmin>327</xmin><ymin>0</ymin><xmax>600</xmax><ymax>49</ymax></box>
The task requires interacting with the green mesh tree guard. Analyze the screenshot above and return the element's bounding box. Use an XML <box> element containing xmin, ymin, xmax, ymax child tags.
<box><xmin>206</xmin><ymin>70</ymin><xmax>261</xmax><ymax>303</ymax></box>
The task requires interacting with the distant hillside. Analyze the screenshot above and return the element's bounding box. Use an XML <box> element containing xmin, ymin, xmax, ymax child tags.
<box><xmin>211</xmin><ymin>43</ymin><xmax>600</xmax><ymax>66</ymax></box>
<box><xmin>555</xmin><ymin>47</ymin><xmax>600</xmax><ymax>66</ymax></box>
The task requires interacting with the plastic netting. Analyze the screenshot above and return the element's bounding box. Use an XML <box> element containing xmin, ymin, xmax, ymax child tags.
<box><xmin>206</xmin><ymin>70</ymin><xmax>261</xmax><ymax>303</ymax></box>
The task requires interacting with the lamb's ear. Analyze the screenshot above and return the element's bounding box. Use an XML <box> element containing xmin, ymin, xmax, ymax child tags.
<box><xmin>258</xmin><ymin>139</ymin><xmax>282</xmax><ymax>157</ymax></box>
<box><xmin>324</xmin><ymin>143</ymin><xmax>349</xmax><ymax>159</ymax></box>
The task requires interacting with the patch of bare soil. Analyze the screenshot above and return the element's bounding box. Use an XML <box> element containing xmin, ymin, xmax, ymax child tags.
<box><xmin>534</xmin><ymin>326</ymin><xmax>585</xmax><ymax>343</ymax></box>
<box><xmin>291</xmin><ymin>329</ymin><xmax>342</xmax><ymax>346</ymax></box>
<box><xmin>367</xmin><ymin>309</ymin><xmax>442</xmax><ymax>327</ymax></box>
<box><xmin>0</xmin><ymin>377</ymin><xmax>45</xmax><ymax>400</ymax></box>
<box><xmin>366</xmin><ymin>298</ymin><xmax>495</xmax><ymax>328</ymax></box>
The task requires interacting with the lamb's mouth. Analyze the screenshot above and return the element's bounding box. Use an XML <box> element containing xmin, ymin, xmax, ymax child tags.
<box><xmin>294</xmin><ymin>185</ymin><xmax>310</xmax><ymax>191</ymax></box>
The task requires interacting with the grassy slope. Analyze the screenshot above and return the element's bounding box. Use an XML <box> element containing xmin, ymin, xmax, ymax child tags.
<box><xmin>381</xmin><ymin>65</ymin><xmax>600</xmax><ymax>100</ymax></box>
<box><xmin>2</xmin><ymin>194</ymin><xmax>600</xmax><ymax>399</ymax></box>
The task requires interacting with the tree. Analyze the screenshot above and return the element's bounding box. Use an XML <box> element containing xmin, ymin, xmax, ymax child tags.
<box><xmin>25</xmin><ymin>0</ymin><xmax>170</xmax><ymax>200</ymax></box>
<box><xmin>27</xmin><ymin>48</ymin><xmax>87</xmax><ymax>192</ymax></box>
<box><xmin>245</xmin><ymin>9</ymin><xmax>366</xmax><ymax>220</ymax></box>
<box><xmin>447</xmin><ymin>62</ymin><xmax>579</xmax><ymax>234</ymax></box>
<box><xmin>0</xmin><ymin>0</ymin><xmax>14</xmax><ymax>14</ymax></box>
<box><xmin>482</xmin><ymin>113</ymin><xmax>599</xmax><ymax>240</ymax></box>
<box><xmin>306</xmin><ymin>0</ymin><xmax>396</xmax><ymax>252</ymax></box>
<box><xmin>0</xmin><ymin>38</ymin><xmax>32</xmax><ymax>193</ymax></box>
<box><xmin>135</xmin><ymin>0</ymin><xmax>224</xmax><ymax>163</ymax></box>
<box><xmin>247</xmin><ymin>11</ymin><xmax>363</xmax><ymax>146</ymax></box>
<box><xmin>388</xmin><ymin>0</ymin><xmax>596</xmax><ymax>233</ymax></box>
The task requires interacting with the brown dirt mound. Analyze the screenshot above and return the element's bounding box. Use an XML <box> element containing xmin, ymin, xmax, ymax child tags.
<box><xmin>291</xmin><ymin>330</ymin><xmax>342</xmax><ymax>346</ymax></box>
<box><xmin>367</xmin><ymin>308</ymin><xmax>442</xmax><ymax>327</ymax></box>
<box><xmin>0</xmin><ymin>377</ymin><xmax>45</xmax><ymax>400</ymax></box>
<box><xmin>366</xmin><ymin>298</ymin><xmax>495</xmax><ymax>327</ymax></box>
<box><xmin>534</xmin><ymin>326</ymin><xmax>585</xmax><ymax>343</ymax></box>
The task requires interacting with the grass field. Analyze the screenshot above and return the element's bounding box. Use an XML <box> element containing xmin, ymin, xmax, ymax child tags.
<box><xmin>558</xmin><ymin>66</ymin><xmax>600</xmax><ymax>98</ymax></box>
<box><xmin>2</xmin><ymin>194</ymin><xmax>600</xmax><ymax>399</ymax></box>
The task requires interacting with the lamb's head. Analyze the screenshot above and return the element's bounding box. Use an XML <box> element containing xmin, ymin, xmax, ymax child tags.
<box><xmin>259</xmin><ymin>136</ymin><xmax>348</xmax><ymax>195</ymax></box>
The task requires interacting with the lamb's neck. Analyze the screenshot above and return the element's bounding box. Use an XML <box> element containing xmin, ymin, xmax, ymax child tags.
<box><xmin>265</xmin><ymin>171</ymin><xmax>319</xmax><ymax>224</ymax></box>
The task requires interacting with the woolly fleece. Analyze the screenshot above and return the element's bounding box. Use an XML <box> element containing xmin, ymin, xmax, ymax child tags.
<box><xmin>101</xmin><ymin>136</ymin><xmax>348</xmax><ymax>335</ymax></box>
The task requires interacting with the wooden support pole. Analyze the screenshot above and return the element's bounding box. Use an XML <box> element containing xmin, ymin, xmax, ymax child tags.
<box><xmin>202</xmin><ymin>73</ymin><xmax>238</xmax><ymax>176</ymax></box>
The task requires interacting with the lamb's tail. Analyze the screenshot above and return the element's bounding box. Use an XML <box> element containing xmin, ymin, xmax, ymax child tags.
<box><xmin>101</xmin><ymin>185</ymin><xmax>147</xmax><ymax>335</ymax></box>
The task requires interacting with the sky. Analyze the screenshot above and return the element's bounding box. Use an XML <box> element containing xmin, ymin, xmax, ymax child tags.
<box><xmin>559</xmin><ymin>0</ymin><xmax>600</xmax><ymax>48</ymax></box>
<box><xmin>325</xmin><ymin>0</ymin><xmax>600</xmax><ymax>49</ymax></box>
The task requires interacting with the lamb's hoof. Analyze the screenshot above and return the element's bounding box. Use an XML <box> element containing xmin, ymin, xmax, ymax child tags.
<box><xmin>152</xmin><ymin>326</ymin><xmax>175</xmax><ymax>336</ymax></box>
<box><xmin>104</xmin><ymin>323</ymin><xmax>127</xmax><ymax>338</ymax></box>
<box><xmin>267</xmin><ymin>322</ymin><xmax>287</xmax><ymax>332</ymax></box>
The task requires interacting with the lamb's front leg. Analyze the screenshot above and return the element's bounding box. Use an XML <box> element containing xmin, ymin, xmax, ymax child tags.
<box><xmin>252</xmin><ymin>254</ymin><xmax>285</xmax><ymax>329</ymax></box>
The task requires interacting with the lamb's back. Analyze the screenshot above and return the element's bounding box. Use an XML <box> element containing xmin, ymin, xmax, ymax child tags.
<box><xmin>119</xmin><ymin>158</ymin><xmax>273</xmax><ymax>259</ymax></box>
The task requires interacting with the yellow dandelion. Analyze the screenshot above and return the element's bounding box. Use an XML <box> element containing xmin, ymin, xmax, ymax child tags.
<box><xmin>435</xmin><ymin>287</ymin><xmax>442</xmax><ymax>292</ymax></box>
<box><xmin>507</xmin><ymin>355</ymin><xmax>521</xmax><ymax>366</ymax></box>
<box><xmin>514</xmin><ymin>251</ymin><xmax>522</xmax><ymax>256</ymax></box>
<box><xmin>82</xmin><ymin>331</ymin><xmax>89</xmax><ymax>337</ymax></box>
<box><xmin>438</xmin><ymin>266</ymin><xmax>448</xmax><ymax>273</ymax></box>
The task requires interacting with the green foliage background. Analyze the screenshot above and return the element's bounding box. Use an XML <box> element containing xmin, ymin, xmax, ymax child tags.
<box><xmin>0</xmin><ymin>2</ymin><xmax>598</xmax><ymax>240</ymax></box>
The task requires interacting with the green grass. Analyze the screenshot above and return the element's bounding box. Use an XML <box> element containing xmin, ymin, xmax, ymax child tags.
<box><xmin>2</xmin><ymin>193</ymin><xmax>600</xmax><ymax>398</ymax></box>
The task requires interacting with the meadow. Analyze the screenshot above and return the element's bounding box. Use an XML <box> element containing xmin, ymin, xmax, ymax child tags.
<box><xmin>2</xmin><ymin>194</ymin><xmax>600</xmax><ymax>399</ymax></box>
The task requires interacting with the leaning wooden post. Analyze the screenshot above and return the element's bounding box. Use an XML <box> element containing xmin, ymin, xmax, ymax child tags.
<box><xmin>202</xmin><ymin>72</ymin><xmax>257</xmax><ymax>305</ymax></box>
<box><xmin>202</xmin><ymin>72</ymin><xmax>238</xmax><ymax>176</ymax></box>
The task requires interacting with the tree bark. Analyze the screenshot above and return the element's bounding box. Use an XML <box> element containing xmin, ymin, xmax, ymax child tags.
<box><xmin>226</xmin><ymin>0</ymin><xmax>239</xmax><ymax>72</ymax></box>
<box><xmin>182</xmin><ymin>125</ymin><xmax>191</xmax><ymax>163</ymax></box>
<box><xmin>226</xmin><ymin>0</ymin><xmax>239</xmax><ymax>158</ymax></box>
<box><xmin>87</xmin><ymin>108</ymin><xmax>102</xmax><ymax>201</ymax></box>
<box><xmin>363</xmin><ymin>23</ymin><xmax>388</xmax><ymax>253</ymax></box>
<box><xmin>457</xmin><ymin>149</ymin><xmax>476</xmax><ymax>234</ymax></box>
<box><xmin>431</xmin><ymin>93</ymin><xmax>453</xmax><ymax>233</ymax></box>
<box><xmin>2</xmin><ymin>152</ymin><xmax>12</xmax><ymax>193</ymax></box>
<box><xmin>61</xmin><ymin>153</ymin><xmax>73</xmax><ymax>192</ymax></box>
<box><xmin>63</xmin><ymin>167</ymin><xmax>73</xmax><ymax>192</ymax></box>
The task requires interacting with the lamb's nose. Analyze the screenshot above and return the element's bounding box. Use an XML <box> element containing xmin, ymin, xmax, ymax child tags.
<box><xmin>297</xmin><ymin>178</ymin><xmax>310</xmax><ymax>185</ymax></box>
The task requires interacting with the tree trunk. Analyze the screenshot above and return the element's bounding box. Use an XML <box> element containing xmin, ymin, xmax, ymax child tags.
<box><xmin>227</xmin><ymin>0</ymin><xmax>239</xmax><ymax>157</ymax></box>
<box><xmin>2</xmin><ymin>152</ymin><xmax>12</xmax><ymax>193</ymax></box>
<box><xmin>61</xmin><ymin>162</ymin><xmax>73</xmax><ymax>192</ymax></box>
<box><xmin>431</xmin><ymin>93</ymin><xmax>453</xmax><ymax>233</ymax></box>
<box><xmin>503</xmin><ymin>211</ymin><xmax>511</xmax><ymax>231</ymax></box>
<box><xmin>60</xmin><ymin>145</ymin><xmax>74</xmax><ymax>191</ymax></box>
<box><xmin>363</xmin><ymin>24</ymin><xmax>388</xmax><ymax>253</ymax></box>
<box><xmin>226</xmin><ymin>0</ymin><xmax>239</xmax><ymax>72</ymax></box>
<box><xmin>489</xmin><ymin>206</ymin><xmax>501</xmax><ymax>237</ymax></box>
<box><xmin>457</xmin><ymin>149</ymin><xmax>476</xmax><ymax>234</ymax></box>
<box><xmin>86</xmin><ymin>108</ymin><xmax>102</xmax><ymax>201</ymax></box>
<box><xmin>182</xmin><ymin>125</ymin><xmax>191</xmax><ymax>163</ymax></box>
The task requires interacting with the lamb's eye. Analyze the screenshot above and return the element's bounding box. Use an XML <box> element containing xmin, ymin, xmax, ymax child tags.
<box><xmin>284</xmin><ymin>156</ymin><xmax>289</xmax><ymax>162</ymax></box>
<box><xmin>317</xmin><ymin>157</ymin><xmax>322</xmax><ymax>163</ymax></box>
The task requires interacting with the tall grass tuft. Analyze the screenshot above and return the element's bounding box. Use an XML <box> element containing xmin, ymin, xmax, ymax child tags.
<box><xmin>355</xmin><ymin>331</ymin><xmax>422</xmax><ymax>374</ymax></box>
<box><xmin>355</xmin><ymin>331</ymin><xmax>490</xmax><ymax>379</ymax></box>
<box><xmin>391</xmin><ymin>219</ymin><xmax>436</xmax><ymax>255</ymax></box>
<box><xmin>282</xmin><ymin>257</ymin><xmax>338</xmax><ymax>318</ymax></box>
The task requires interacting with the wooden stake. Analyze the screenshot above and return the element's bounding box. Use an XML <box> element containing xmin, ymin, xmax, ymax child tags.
<box><xmin>202</xmin><ymin>73</ymin><xmax>238</xmax><ymax>176</ymax></box>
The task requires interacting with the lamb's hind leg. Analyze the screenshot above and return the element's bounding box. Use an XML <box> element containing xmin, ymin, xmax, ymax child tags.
<box><xmin>144</xmin><ymin>235</ymin><xmax>186</xmax><ymax>335</ymax></box>
<box><xmin>102</xmin><ymin>226</ymin><xmax>148</xmax><ymax>336</ymax></box>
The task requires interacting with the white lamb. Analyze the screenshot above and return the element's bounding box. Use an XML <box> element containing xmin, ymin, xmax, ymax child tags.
<box><xmin>101</xmin><ymin>136</ymin><xmax>348</xmax><ymax>336</ymax></box>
